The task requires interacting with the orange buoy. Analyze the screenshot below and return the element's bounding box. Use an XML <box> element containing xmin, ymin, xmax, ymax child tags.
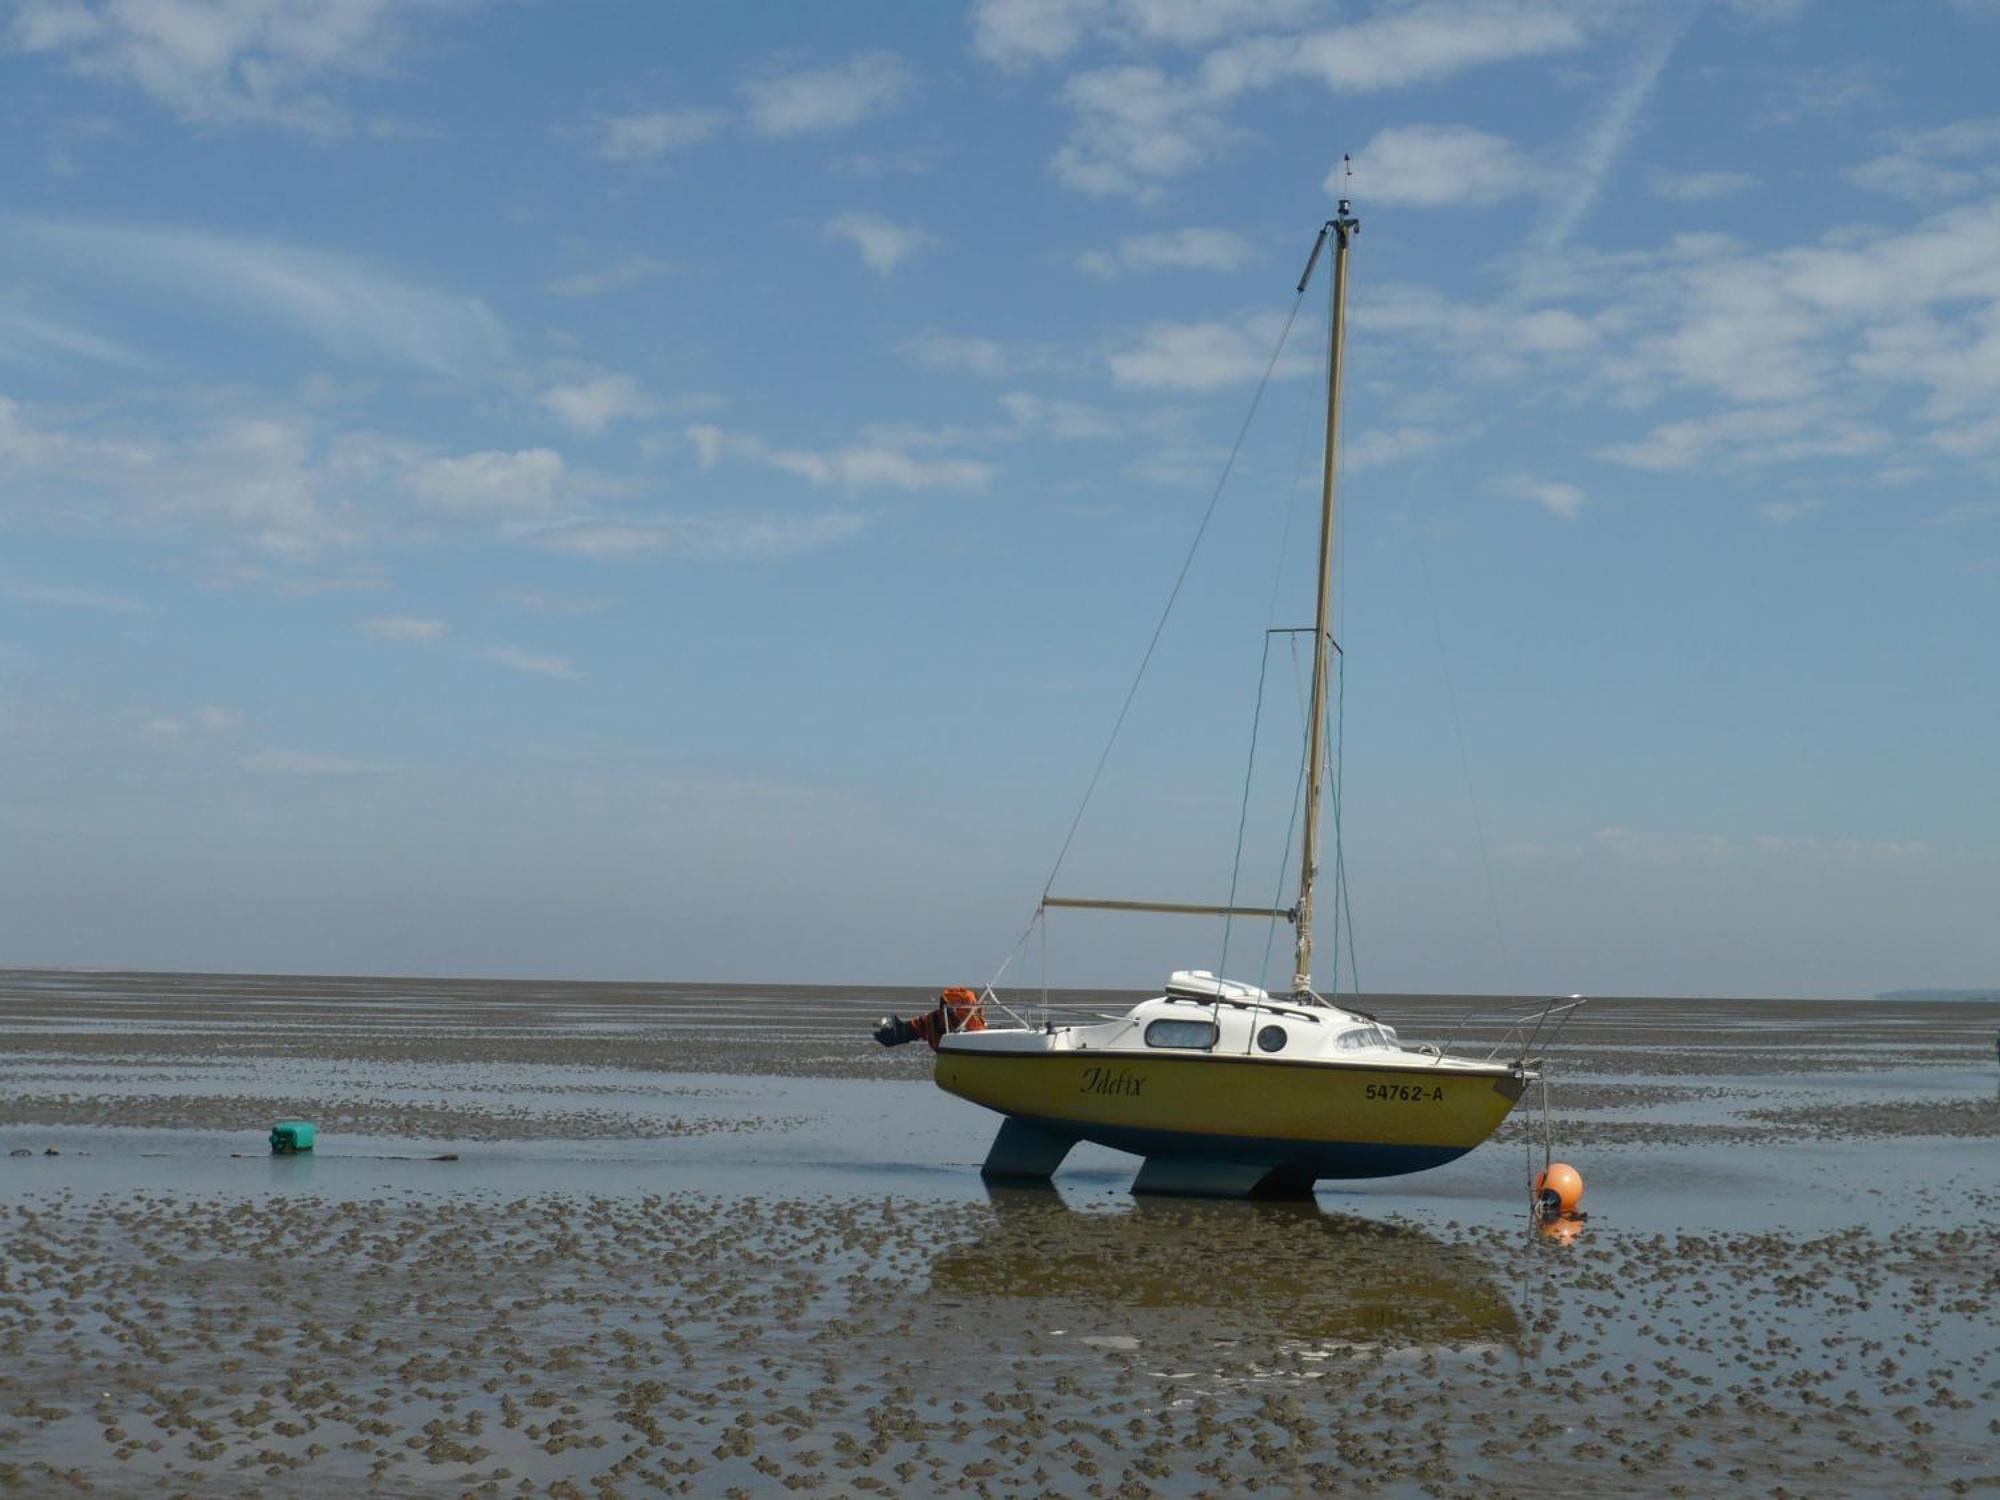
<box><xmin>1534</xmin><ymin>1162</ymin><xmax>1585</xmax><ymax>1219</ymax></box>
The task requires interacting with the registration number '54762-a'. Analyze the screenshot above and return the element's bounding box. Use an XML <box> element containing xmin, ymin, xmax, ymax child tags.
<box><xmin>1365</xmin><ymin>1082</ymin><xmax>1444</xmax><ymax>1102</ymax></box>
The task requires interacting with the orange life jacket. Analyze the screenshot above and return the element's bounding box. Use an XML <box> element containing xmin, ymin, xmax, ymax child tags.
<box><xmin>908</xmin><ymin>987</ymin><xmax>986</xmax><ymax>1051</ymax></box>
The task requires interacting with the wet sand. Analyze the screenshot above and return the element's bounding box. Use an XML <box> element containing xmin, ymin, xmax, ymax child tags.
<box><xmin>3</xmin><ymin>969</ymin><xmax>1998</xmax><ymax>1496</ymax></box>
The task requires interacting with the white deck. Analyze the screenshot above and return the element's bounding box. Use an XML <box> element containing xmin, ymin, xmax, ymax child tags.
<box><xmin>947</xmin><ymin>972</ymin><xmax>1518</xmax><ymax>1076</ymax></box>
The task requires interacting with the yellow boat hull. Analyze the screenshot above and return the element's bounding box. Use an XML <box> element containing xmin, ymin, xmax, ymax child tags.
<box><xmin>935</xmin><ymin>1047</ymin><xmax>1526</xmax><ymax>1182</ymax></box>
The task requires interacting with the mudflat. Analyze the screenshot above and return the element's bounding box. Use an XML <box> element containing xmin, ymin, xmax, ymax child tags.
<box><xmin>3</xmin><ymin>970</ymin><xmax>1997</xmax><ymax>1496</ymax></box>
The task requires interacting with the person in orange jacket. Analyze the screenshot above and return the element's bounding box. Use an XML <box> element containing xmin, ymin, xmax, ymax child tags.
<box><xmin>873</xmin><ymin>987</ymin><xmax>986</xmax><ymax>1051</ymax></box>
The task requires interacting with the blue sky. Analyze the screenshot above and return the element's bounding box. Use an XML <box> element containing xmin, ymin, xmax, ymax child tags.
<box><xmin>2</xmin><ymin>0</ymin><xmax>1996</xmax><ymax>997</ymax></box>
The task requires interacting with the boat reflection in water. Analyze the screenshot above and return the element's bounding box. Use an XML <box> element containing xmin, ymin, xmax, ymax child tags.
<box><xmin>926</xmin><ymin>1187</ymin><xmax>1522</xmax><ymax>1359</ymax></box>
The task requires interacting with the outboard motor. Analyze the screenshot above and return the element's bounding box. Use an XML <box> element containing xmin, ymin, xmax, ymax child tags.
<box><xmin>873</xmin><ymin>988</ymin><xmax>985</xmax><ymax>1051</ymax></box>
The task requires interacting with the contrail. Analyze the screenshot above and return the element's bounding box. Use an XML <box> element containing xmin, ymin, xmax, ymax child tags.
<box><xmin>1531</xmin><ymin>4</ymin><xmax>1699</xmax><ymax>261</ymax></box>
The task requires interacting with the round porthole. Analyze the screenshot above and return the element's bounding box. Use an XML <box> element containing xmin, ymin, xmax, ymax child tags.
<box><xmin>1256</xmin><ymin>1024</ymin><xmax>1287</xmax><ymax>1053</ymax></box>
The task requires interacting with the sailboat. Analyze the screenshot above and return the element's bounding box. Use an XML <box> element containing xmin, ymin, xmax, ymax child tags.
<box><xmin>933</xmin><ymin>201</ymin><xmax>1577</xmax><ymax>1198</ymax></box>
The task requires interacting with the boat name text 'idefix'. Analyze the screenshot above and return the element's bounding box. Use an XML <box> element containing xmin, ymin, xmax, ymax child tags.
<box><xmin>1080</xmin><ymin>1066</ymin><xmax>1145</xmax><ymax>1097</ymax></box>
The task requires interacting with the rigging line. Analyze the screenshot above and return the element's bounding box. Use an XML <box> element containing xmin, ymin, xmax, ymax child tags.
<box><xmin>1227</xmin><ymin>291</ymin><xmax>1328</xmax><ymax>986</ymax></box>
<box><xmin>1324</xmin><ymin>660</ymin><xmax>1342</xmax><ymax>998</ymax></box>
<box><xmin>1030</xmin><ymin>280</ymin><xmax>1313</xmax><ymax>916</ymax></box>
<box><xmin>981</xmin><ymin>919</ymin><xmax>1032</xmax><ymax>996</ymax></box>
<box><xmin>1335</xmin><ymin>645</ymin><xmax>1361</xmax><ymax>996</ymax></box>
<box><xmin>1409</xmin><ymin>517</ymin><xmax>1517</xmax><ymax>999</ymax></box>
<box><xmin>1039</xmin><ymin>905</ymin><xmax>1048</xmax><ymax>1025</ymax></box>
<box><xmin>1315</xmin><ymin>647</ymin><xmax>1357</xmax><ymax>999</ymax></box>
<box><xmin>1259</xmin><ymin>637</ymin><xmax>1313</xmax><ymax>995</ymax></box>
<box><xmin>1217</xmin><ymin>631</ymin><xmax>1276</xmax><ymax>983</ymax></box>
<box><xmin>1266</xmin><ymin>297</ymin><xmax>1328</xmax><ymax>633</ymax></box>
<box><xmin>1327</xmin><ymin>276</ymin><xmax>1355</xmax><ymax>1000</ymax></box>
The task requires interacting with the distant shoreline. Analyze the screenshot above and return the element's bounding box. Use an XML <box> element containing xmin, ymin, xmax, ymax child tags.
<box><xmin>2</xmin><ymin>964</ymin><xmax>1998</xmax><ymax>1006</ymax></box>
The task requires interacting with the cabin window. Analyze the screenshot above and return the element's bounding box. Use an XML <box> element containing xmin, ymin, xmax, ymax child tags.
<box><xmin>1256</xmin><ymin>1024</ymin><xmax>1288</xmax><ymax>1053</ymax></box>
<box><xmin>1144</xmin><ymin>1018</ymin><xmax>1216</xmax><ymax>1050</ymax></box>
<box><xmin>1337</xmin><ymin>1025</ymin><xmax>1395</xmax><ymax>1051</ymax></box>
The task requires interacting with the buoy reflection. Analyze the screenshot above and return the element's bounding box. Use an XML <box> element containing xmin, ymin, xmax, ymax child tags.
<box><xmin>1537</xmin><ymin>1215</ymin><xmax>1586</xmax><ymax>1246</ymax></box>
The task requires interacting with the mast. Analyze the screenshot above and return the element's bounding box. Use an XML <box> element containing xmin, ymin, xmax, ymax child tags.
<box><xmin>1293</xmin><ymin>199</ymin><xmax>1360</xmax><ymax>996</ymax></box>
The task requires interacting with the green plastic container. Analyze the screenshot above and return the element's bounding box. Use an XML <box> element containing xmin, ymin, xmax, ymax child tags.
<box><xmin>270</xmin><ymin>1120</ymin><xmax>317</xmax><ymax>1154</ymax></box>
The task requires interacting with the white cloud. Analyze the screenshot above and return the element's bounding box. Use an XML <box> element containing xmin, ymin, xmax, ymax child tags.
<box><xmin>144</xmin><ymin>705</ymin><xmax>242</xmax><ymax>740</ymax></box>
<box><xmin>1512</xmin><ymin>307</ymin><xmax>1598</xmax><ymax>352</ymax></box>
<box><xmin>823</xmin><ymin>213</ymin><xmax>935</xmax><ymax>275</ymax></box>
<box><xmin>5</xmin><ymin>0</ymin><xmax>488</xmax><ymax>133</ymax></box>
<box><xmin>836</xmin><ymin>145</ymin><xmax>943</xmax><ymax>179</ymax></box>
<box><xmin>1349</xmin><ymin>426</ymin><xmax>1450</xmax><ymax>471</ymax></box>
<box><xmin>1719</xmin><ymin>0</ymin><xmax>1808</xmax><ymax>19</ymax></box>
<box><xmin>1846</xmin><ymin>119</ymin><xmax>2000</xmax><ymax>202</ymax></box>
<box><xmin>474</xmin><ymin>645</ymin><xmax>577</xmax><ymax>680</ymax></box>
<box><xmin>1923</xmin><ymin>500</ymin><xmax>2000</xmax><ymax>526</ymax></box>
<box><xmin>1108</xmin><ymin>313</ymin><xmax>1314</xmax><ymax>390</ymax></box>
<box><xmin>202</xmin><ymin>562</ymin><xmax>385</xmax><ymax>596</ymax></box>
<box><xmin>545</xmin><ymin>255</ymin><xmax>675</xmax><ymax>298</ymax></box>
<box><xmin>1687</xmin><ymin>198</ymin><xmax>2000</xmax><ymax>420</ymax></box>
<box><xmin>360</xmin><ymin>614</ymin><xmax>448</xmax><ymax>640</ymax></box>
<box><xmin>782</xmin><ymin>444</ymin><xmax>989</xmax><ymax>491</ymax></box>
<box><xmin>1349</xmin><ymin>192</ymin><xmax>2000</xmax><ymax>473</ymax></box>
<box><xmin>1118</xmin><ymin>0</ymin><xmax>1322</xmax><ymax>48</ymax></box>
<box><xmin>593</xmin><ymin>107</ymin><xmax>726</xmax><ymax>162</ymax></box>
<box><xmin>0</xmin><ymin>411</ymin><xmax>604</xmax><ymax>560</ymax></box>
<box><xmin>1756</xmin><ymin>498</ymin><xmax>1823</xmax><ymax>523</ymax></box>
<box><xmin>534</xmin><ymin>523</ymin><xmax>672</xmax><ymax>560</ymax></box>
<box><xmin>999</xmin><ymin>392</ymin><xmax>1117</xmax><ymax>439</ymax></box>
<box><xmin>0</xmin><ymin>300</ymin><xmax>156</xmax><ymax>373</ymax></box>
<box><xmin>238</xmin><ymin>745</ymin><xmax>390</xmax><ymax>775</ymax></box>
<box><xmin>970</xmin><ymin>0</ymin><xmax>1318</xmax><ymax>68</ymax></box>
<box><xmin>854</xmin><ymin>419</ymin><xmax>986</xmax><ymax>453</ymax></box>
<box><xmin>4</xmin><ymin>218</ymin><xmax>506</xmax><ymax>375</ymax></box>
<box><xmin>971</xmin><ymin>0</ymin><xmax>1104</xmax><ymax>68</ymax></box>
<box><xmin>686</xmin><ymin>424</ymin><xmax>992</xmax><ymax>492</ymax></box>
<box><xmin>1032</xmin><ymin>2</ymin><xmax>1601</xmax><ymax>199</ymax></box>
<box><xmin>45</xmin><ymin>111</ymin><xmax>119</xmax><ymax>177</ymax></box>
<box><xmin>1495</xmin><ymin>472</ymin><xmax>1586</xmax><ymax>519</ymax></box>
<box><xmin>539</xmin><ymin>374</ymin><xmax>657</xmax><ymax>436</ymax></box>
<box><xmin>1647</xmin><ymin>258</ymin><xmax>1827</xmax><ymax>403</ymax></box>
<box><xmin>2</xmin><ymin>579</ymin><xmax>145</xmax><ymax>612</ymax></box>
<box><xmin>1589</xmin><ymin>827</ymin><xmax>1929</xmax><ymax>866</ymax></box>
<box><xmin>1930</xmin><ymin>408</ymin><xmax>2000</xmax><ymax>456</ymax></box>
<box><xmin>1200</xmin><ymin>1</ymin><xmax>1593</xmax><ymax>96</ymax></box>
<box><xmin>1346</xmin><ymin>124</ymin><xmax>1525</xmax><ymax>208</ymax></box>
<box><xmin>897</xmin><ymin>332</ymin><xmax>1062</xmax><ymax>378</ymax></box>
<box><xmin>532</xmin><ymin>512</ymin><xmax>866</xmax><ymax>562</ymax></box>
<box><xmin>491</xmin><ymin>589</ymin><xmax>610</xmax><ymax>613</ymax></box>
<box><xmin>1648</xmin><ymin>169</ymin><xmax>1757</xmax><ymax>202</ymax></box>
<box><xmin>180</xmin><ymin>418</ymin><xmax>361</xmax><ymax>557</ymax></box>
<box><xmin>1760</xmin><ymin>65</ymin><xmax>1884</xmax><ymax>128</ymax></box>
<box><xmin>1</xmin><ymin>390</ymin><xmax>870</xmax><ymax>574</ymax></box>
<box><xmin>0</xmin><ymin>397</ymin><xmax>362</xmax><ymax>559</ymax></box>
<box><xmin>741</xmin><ymin>52</ymin><xmax>908</xmax><ymax>137</ymax></box>
<box><xmin>1597</xmin><ymin>405</ymin><xmax>1889</xmax><ymax>471</ymax></box>
<box><xmin>1076</xmin><ymin>226</ymin><xmax>1257</xmax><ymax>277</ymax></box>
<box><xmin>404</xmin><ymin>448</ymin><xmax>567</xmax><ymax>514</ymax></box>
<box><xmin>684</xmin><ymin>424</ymin><xmax>726</xmax><ymax>469</ymax></box>
<box><xmin>1052</xmin><ymin>65</ymin><xmax>1235</xmax><ymax>198</ymax></box>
